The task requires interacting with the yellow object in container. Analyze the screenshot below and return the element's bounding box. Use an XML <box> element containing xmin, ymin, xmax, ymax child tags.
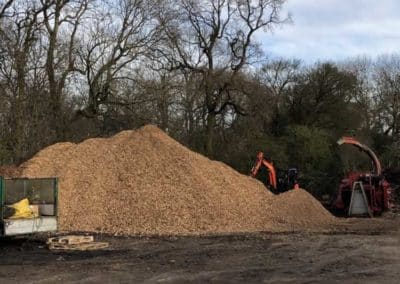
<box><xmin>7</xmin><ymin>198</ymin><xmax>38</xmax><ymax>219</ymax></box>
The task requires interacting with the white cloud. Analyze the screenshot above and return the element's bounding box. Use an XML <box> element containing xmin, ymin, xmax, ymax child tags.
<box><xmin>258</xmin><ymin>0</ymin><xmax>400</xmax><ymax>63</ymax></box>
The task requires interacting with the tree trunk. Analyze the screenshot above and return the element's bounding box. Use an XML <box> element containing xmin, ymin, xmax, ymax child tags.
<box><xmin>158</xmin><ymin>75</ymin><xmax>169</xmax><ymax>131</ymax></box>
<box><xmin>13</xmin><ymin>50</ymin><xmax>27</xmax><ymax>162</ymax></box>
<box><xmin>205</xmin><ymin>111</ymin><xmax>216</xmax><ymax>157</ymax></box>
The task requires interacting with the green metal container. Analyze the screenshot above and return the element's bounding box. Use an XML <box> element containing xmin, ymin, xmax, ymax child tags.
<box><xmin>0</xmin><ymin>177</ymin><xmax>58</xmax><ymax>236</ymax></box>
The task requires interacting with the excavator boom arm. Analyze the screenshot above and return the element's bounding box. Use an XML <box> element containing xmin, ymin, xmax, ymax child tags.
<box><xmin>250</xmin><ymin>152</ymin><xmax>277</xmax><ymax>189</ymax></box>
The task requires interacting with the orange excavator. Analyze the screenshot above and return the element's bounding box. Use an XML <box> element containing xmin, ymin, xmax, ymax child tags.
<box><xmin>250</xmin><ymin>151</ymin><xmax>299</xmax><ymax>192</ymax></box>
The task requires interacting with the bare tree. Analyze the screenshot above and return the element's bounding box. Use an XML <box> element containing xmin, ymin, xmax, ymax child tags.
<box><xmin>341</xmin><ymin>56</ymin><xmax>374</xmax><ymax>130</ymax></box>
<box><xmin>41</xmin><ymin>0</ymin><xmax>89</xmax><ymax>138</ymax></box>
<box><xmin>0</xmin><ymin>1</ymin><xmax>46</xmax><ymax>161</ymax></box>
<box><xmin>0</xmin><ymin>0</ymin><xmax>14</xmax><ymax>18</ymax></box>
<box><xmin>258</xmin><ymin>58</ymin><xmax>300</xmax><ymax>134</ymax></box>
<box><xmin>76</xmin><ymin>0</ymin><xmax>160</xmax><ymax>119</ymax></box>
<box><xmin>158</xmin><ymin>0</ymin><xmax>288</xmax><ymax>156</ymax></box>
<box><xmin>374</xmin><ymin>55</ymin><xmax>400</xmax><ymax>140</ymax></box>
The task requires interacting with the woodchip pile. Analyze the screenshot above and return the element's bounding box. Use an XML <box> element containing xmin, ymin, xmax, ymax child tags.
<box><xmin>0</xmin><ymin>165</ymin><xmax>21</xmax><ymax>178</ymax></box>
<box><xmin>20</xmin><ymin>125</ymin><xmax>335</xmax><ymax>235</ymax></box>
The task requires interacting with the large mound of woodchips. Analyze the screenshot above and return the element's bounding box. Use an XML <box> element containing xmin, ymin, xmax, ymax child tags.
<box><xmin>20</xmin><ymin>125</ymin><xmax>335</xmax><ymax>235</ymax></box>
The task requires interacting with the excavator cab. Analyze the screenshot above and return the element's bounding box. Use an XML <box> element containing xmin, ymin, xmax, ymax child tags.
<box><xmin>277</xmin><ymin>168</ymin><xmax>299</xmax><ymax>192</ymax></box>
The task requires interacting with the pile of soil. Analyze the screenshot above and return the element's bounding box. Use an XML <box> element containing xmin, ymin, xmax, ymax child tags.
<box><xmin>20</xmin><ymin>125</ymin><xmax>335</xmax><ymax>235</ymax></box>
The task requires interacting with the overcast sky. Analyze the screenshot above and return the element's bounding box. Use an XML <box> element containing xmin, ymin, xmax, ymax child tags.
<box><xmin>259</xmin><ymin>0</ymin><xmax>400</xmax><ymax>63</ymax></box>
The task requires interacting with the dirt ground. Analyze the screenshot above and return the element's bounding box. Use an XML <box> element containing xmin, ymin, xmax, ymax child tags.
<box><xmin>0</xmin><ymin>216</ymin><xmax>399</xmax><ymax>284</ymax></box>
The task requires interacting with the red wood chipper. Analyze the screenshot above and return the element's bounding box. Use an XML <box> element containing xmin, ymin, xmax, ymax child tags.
<box><xmin>334</xmin><ymin>137</ymin><xmax>392</xmax><ymax>216</ymax></box>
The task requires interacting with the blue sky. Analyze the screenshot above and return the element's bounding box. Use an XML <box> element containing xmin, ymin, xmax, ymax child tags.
<box><xmin>259</xmin><ymin>0</ymin><xmax>400</xmax><ymax>63</ymax></box>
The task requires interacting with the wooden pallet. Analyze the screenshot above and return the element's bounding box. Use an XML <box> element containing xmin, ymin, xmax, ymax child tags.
<box><xmin>47</xmin><ymin>235</ymin><xmax>109</xmax><ymax>251</ymax></box>
<box><xmin>48</xmin><ymin>241</ymin><xmax>109</xmax><ymax>251</ymax></box>
<box><xmin>47</xmin><ymin>235</ymin><xmax>94</xmax><ymax>245</ymax></box>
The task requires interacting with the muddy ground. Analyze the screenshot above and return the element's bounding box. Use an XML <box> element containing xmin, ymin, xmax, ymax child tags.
<box><xmin>0</xmin><ymin>217</ymin><xmax>399</xmax><ymax>284</ymax></box>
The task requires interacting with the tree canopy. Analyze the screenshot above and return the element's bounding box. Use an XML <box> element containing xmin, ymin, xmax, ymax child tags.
<box><xmin>0</xmin><ymin>0</ymin><xmax>399</xmax><ymax>198</ymax></box>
